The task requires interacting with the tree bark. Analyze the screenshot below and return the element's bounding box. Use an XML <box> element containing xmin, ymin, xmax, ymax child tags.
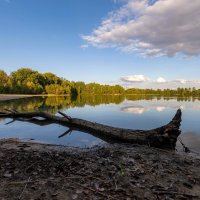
<box><xmin>0</xmin><ymin>109</ymin><xmax>182</xmax><ymax>149</ymax></box>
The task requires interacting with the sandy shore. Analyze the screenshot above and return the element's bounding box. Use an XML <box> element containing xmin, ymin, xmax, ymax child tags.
<box><xmin>0</xmin><ymin>94</ymin><xmax>34</xmax><ymax>101</ymax></box>
<box><xmin>0</xmin><ymin>94</ymin><xmax>71</xmax><ymax>102</ymax></box>
<box><xmin>0</xmin><ymin>139</ymin><xmax>200</xmax><ymax>200</ymax></box>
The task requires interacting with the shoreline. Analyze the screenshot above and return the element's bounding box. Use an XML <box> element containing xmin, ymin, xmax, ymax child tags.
<box><xmin>0</xmin><ymin>94</ymin><xmax>35</xmax><ymax>101</ymax></box>
<box><xmin>0</xmin><ymin>139</ymin><xmax>200</xmax><ymax>199</ymax></box>
<box><xmin>0</xmin><ymin>94</ymin><xmax>198</xmax><ymax>102</ymax></box>
<box><xmin>0</xmin><ymin>94</ymin><xmax>72</xmax><ymax>102</ymax></box>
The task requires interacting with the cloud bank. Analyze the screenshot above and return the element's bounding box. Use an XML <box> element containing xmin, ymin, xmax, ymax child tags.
<box><xmin>82</xmin><ymin>0</ymin><xmax>200</xmax><ymax>57</ymax></box>
<box><xmin>121</xmin><ymin>75</ymin><xmax>200</xmax><ymax>85</ymax></box>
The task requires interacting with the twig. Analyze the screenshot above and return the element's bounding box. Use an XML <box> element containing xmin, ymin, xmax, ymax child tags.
<box><xmin>4</xmin><ymin>109</ymin><xmax>17</xmax><ymax>114</ymax></box>
<box><xmin>11</xmin><ymin>108</ymin><xmax>19</xmax><ymax>113</ymax></box>
<box><xmin>18</xmin><ymin>177</ymin><xmax>31</xmax><ymax>200</ymax></box>
<box><xmin>4</xmin><ymin>109</ymin><xmax>12</xmax><ymax>113</ymax></box>
<box><xmin>178</xmin><ymin>137</ymin><xmax>190</xmax><ymax>153</ymax></box>
<box><xmin>58</xmin><ymin>111</ymin><xmax>72</xmax><ymax>121</ymax></box>
<box><xmin>58</xmin><ymin>128</ymin><xmax>72</xmax><ymax>138</ymax></box>
<box><xmin>7</xmin><ymin>176</ymin><xmax>93</xmax><ymax>185</ymax></box>
<box><xmin>5</xmin><ymin>119</ymin><xmax>16</xmax><ymax>125</ymax></box>
<box><xmin>25</xmin><ymin>162</ymin><xmax>38</xmax><ymax>174</ymax></box>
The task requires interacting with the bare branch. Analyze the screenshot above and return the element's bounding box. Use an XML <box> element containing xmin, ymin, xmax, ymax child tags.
<box><xmin>58</xmin><ymin>111</ymin><xmax>72</xmax><ymax>121</ymax></box>
<box><xmin>58</xmin><ymin>128</ymin><xmax>73</xmax><ymax>138</ymax></box>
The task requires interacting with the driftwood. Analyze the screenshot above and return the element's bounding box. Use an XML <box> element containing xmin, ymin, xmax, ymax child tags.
<box><xmin>0</xmin><ymin>109</ymin><xmax>182</xmax><ymax>149</ymax></box>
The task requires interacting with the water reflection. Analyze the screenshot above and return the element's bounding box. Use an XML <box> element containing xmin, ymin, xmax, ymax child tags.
<box><xmin>122</xmin><ymin>98</ymin><xmax>200</xmax><ymax>114</ymax></box>
<box><xmin>156</xmin><ymin>106</ymin><xmax>166</xmax><ymax>112</ymax></box>
<box><xmin>121</xmin><ymin>105</ymin><xmax>167</xmax><ymax>114</ymax></box>
<box><xmin>0</xmin><ymin>95</ymin><xmax>125</xmax><ymax>113</ymax></box>
<box><xmin>181</xmin><ymin>131</ymin><xmax>200</xmax><ymax>152</ymax></box>
<box><xmin>0</xmin><ymin>95</ymin><xmax>200</xmax><ymax>151</ymax></box>
<box><xmin>121</xmin><ymin>106</ymin><xmax>148</xmax><ymax>114</ymax></box>
<box><xmin>1</xmin><ymin>95</ymin><xmax>200</xmax><ymax>114</ymax></box>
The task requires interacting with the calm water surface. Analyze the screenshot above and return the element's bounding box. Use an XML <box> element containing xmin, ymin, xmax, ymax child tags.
<box><xmin>0</xmin><ymin>96</ymin><xmax>200</xmax><ymax>153</ymax></box>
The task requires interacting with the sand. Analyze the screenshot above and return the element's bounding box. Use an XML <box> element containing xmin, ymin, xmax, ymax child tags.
<box><xmin>0</xmin><ymin>94</ymin><xmax>34</xmax><ymax>101</ymax></box>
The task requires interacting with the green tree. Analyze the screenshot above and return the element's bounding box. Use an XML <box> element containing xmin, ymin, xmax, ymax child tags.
<box><xmin>74</xmin><ymin>82</ymin><xmax>86</xmax><ymax>95</ymax></box>
<box><xmin>42</xmin><ymin>72</ymin><xmax>62</xmax><ymax>85</ymax></box>
<box><xmin>0</xmin><ymin>70</ymin><xmax>9</xmax><ymax>93</ymax></box>
<box><xmin>10</xmin><ymin>68</ymin><xmax>44</xmax><ymax>93</ymax></box>
<box><xmin>45</xmin><ymin>84</ymin><xmax>65</xmax><ymax>95</ymax></box>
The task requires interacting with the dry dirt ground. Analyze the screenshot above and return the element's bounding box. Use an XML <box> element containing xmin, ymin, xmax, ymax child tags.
<box><xmin>0</xmin><ymin>139</ymin><xmax>200</xmax><ymax>200</ymax></box>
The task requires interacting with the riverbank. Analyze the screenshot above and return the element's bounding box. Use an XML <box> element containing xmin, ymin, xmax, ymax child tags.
<box><xmin>0</xmin><ymin>94</ymin><xmax>34</xmax><ymax>101</ymax></box>
<box><xmin>0</xmin><ymin>139</ymin><xmax>199</xmax><ymax>200</ymax></box>
<box><xmin>0</xmin><ymin>94</ymin><xmax>72</xmax><ymax>102</ymax></box>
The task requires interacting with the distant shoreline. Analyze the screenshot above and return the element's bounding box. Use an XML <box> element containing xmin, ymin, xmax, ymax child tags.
<box><xmin>0</xmin><ymin>94</ymin><xmax>71</xmax><ymax>101</ymax></box>
<box><xmin>0</xmin><ymin>93</ymin><xmax>198</xmax><ymax>102</ymax></box>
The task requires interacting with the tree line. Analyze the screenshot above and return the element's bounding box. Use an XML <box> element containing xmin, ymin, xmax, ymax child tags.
<box><xmin>0</xmin><ymin>68</ymin><xmax>200</xmax><ymax>96</ymax></box>
<box><xmin>126</xmin><ymin>88</ymin><xmax>200</xmax><ymax>96</ymax></box>
<box><xmin>0</xmin><ymin>68</ymin><xmax>124</xmax><ymax>95</ymax></box>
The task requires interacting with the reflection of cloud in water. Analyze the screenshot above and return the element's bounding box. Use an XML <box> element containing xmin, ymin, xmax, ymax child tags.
<box><xmin>180</xmin><ymin>105</ymin><xmax>185</xmax><ymax>110</ymax></box>
<box><xmin>123</xmin><ymin>98</ymin><xmax>200</xmax><ymax>112</ymax></box>
<box><xmin>121</xmin><ymin>106</ymin><xmax>148</xmax><ymax>114</ymax></box>
<box><xmin>156</xmin><ymin>106</ymin><xmax>166</xmax><ymax>112</ymax></box>
<box><xmin>122</xmin><ymin>105</ymin><xmax>166</xmax><ymax>114</ymax></box>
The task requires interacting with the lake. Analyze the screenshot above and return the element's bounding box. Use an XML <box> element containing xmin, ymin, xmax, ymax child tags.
<box><xmin>0</xmin><ymin>95</ymin><xmax>200</xmax><ymax>153</ymax></box>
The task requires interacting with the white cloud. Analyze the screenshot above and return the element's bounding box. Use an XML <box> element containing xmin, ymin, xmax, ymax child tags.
<box><xmin>174</xmin><ymin>79</ymin><xmax>187</xmax><ymax>84</ymax></box>
<box><xmin>82</xmin><ymin>0</ymin><xmax>200</xmax><ymax>57</ymax></box>
<box><xmin>175</xmin><ymin>79</ymin><xmax>200</xmax><ymax>84</ymax></box>
<box><xmin>120</xmin><ymin>74</ymin><xmax>200</xmax><ymax>88</ymax></box>
<box><xmin>156</xmin><ymin>77</ymin><xmax>167</xmax><ymax>83</ymax></box>
<box><xmin>121</xmin><ymin>74</ymin><xmax>149</xmax><ymax>82</ymax></box>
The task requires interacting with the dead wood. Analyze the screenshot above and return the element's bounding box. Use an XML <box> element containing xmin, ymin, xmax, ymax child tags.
<box><xmin>0</xmin><ymin>109</ymin><xmax>182</xmax><ymax>149</ymax></box>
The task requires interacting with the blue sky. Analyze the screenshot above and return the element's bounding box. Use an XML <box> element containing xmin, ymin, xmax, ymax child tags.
<box><xmin>0</xmin><ymin>0</ymin><xmax>200</xmax><ymax>89</ymax></box>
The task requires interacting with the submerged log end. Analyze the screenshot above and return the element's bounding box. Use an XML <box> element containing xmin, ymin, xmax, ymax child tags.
<box><xmin>147</xmin><ymin>109</ymin><xmax>182</xmax><ymax>149</ymax></box>
<box><xmin>147</xmin><ymin>129</ymin><xmax>181</xmax><ymax>150</ymax></box>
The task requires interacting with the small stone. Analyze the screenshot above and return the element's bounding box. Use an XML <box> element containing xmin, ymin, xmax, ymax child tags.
<box><xmin>51</xmin><ymin>193</ymin><xmax>58</xmax><ymax>197</ymax></box>
<box><xmin>14</xmin><ymin>170</ymin><xmax>19</xmax><ymax>174</ymax></box>
<box><xmin>76</xmin><ymin>189</ymin><xmax>82</xmax><ymax>194</ymax></box>
<box><xmin>3</xmin><ymin>172</ymin><xmax>12</xmax><ymax>178</ymax></box>
<box><xmin>72</xmin><ymin>194</ymin><xmax>78</xmax><ymax>199</ymax></box>
<box><xmin>98</xmin><ymin>187</ymin><xmax>105</xmax><ymax>192</ymax></box>
<box><xmin>129</xmin><ymin>158</ymin><xmax>135</xmax><ymax>165</ymax></box>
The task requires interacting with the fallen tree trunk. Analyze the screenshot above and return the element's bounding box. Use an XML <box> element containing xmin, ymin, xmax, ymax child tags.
<box><xmin>0</xmin><ymin>109</ymin><xmax>182</xmax><ymax>149</ymax></box>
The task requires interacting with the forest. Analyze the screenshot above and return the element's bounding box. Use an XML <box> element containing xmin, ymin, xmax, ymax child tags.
<box><xmin>1</xmin><ymin>68</ymin><xmax>200</xmax><ymax>96</ymax></box>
